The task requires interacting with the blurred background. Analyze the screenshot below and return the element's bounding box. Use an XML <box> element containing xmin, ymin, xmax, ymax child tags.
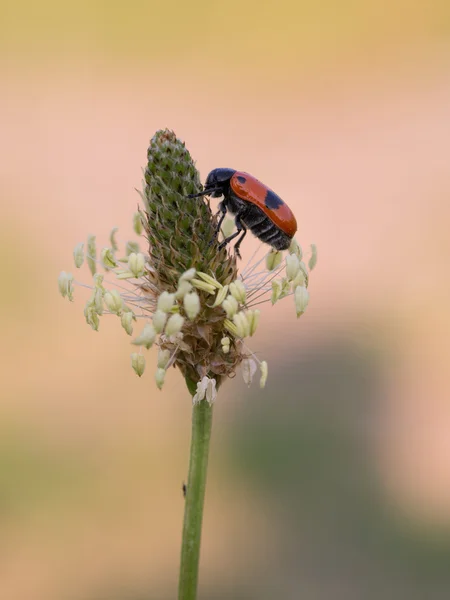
<box><xmin>2</xmin><ymin>1</ymin><xmax>450</xmax><ymax>598</ymax></box>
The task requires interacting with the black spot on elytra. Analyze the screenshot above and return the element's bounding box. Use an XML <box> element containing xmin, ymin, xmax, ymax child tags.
<box><xmin>237</xmin><ymin>175</ymin><xmax>246</xmax><ymax>183</ymax></box>
<box><xmin>265</xmin><ymin>189</ymin><xmax>284</xmax><ymax>209</ymax></box>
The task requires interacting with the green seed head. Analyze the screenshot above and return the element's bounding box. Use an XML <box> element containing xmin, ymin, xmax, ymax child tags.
<box><xmin>58</xmin><ymin>128</ymin><xmax>316</xmax><ymax>393</ymax></box>
<box><xmin>142</xmin><ymin>130</ymin><xmax>241</xmax><ymax>386</ymax></box>
<box><xmin>143</xmin><ymin>129</ymin><xmax>237</xmax><ymax>291</ymax></box>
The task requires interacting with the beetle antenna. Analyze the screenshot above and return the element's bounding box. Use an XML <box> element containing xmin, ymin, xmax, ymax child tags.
<box><xmin>187</xmin><ymin>188</ymin><xmax>221</xmax><ymax>199</ymax></box>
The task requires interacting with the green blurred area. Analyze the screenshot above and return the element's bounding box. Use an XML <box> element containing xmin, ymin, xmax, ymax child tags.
<box><xmin>2</xmin><ymin>338</ymin><xmax>450</xmax><ymax>599</ymax></box>
<box><xmin>0</xmin><ymin>425</ymin><xmax>97</xmax><ymax>520</ymax></box>
<box><xmin>226</xmin><ymin>341</ymin><xmax>450</xmax><ymax>599</ymax></box>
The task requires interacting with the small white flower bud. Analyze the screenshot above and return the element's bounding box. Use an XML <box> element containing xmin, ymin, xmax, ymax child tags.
<box><xmin>229</xmin><ymin>280</ymin><xmax>246</xmax><ymax>304</ymax></box>
<box><xmin>266</xmin><ymin>249</ymin><xmax>283</xmax><ymax>271</ymax></box>
<box><xmin>73</xmin><ymin>243</ymin><xmax>84</xmax><ymax>268</ymax></box>
<box><xmin>221</xmin><ymin>218</ymin><xmax>235</xmax><ymax>239</ymax></box>
<box><xmin>93</xmin><ymin>273</ymin><xmax>105</xmax><ymax>289</ymax></box>
<box><xmin>221</xmin><ymin>336</ymin><xmax>230</xmax><ymax>354</ymax></box>
<box><xmin>101</xmin><ymin>247</ymin><xmax>118</xmax><ymax>270</ymax></box>
<box><xmin>131</xmin><ymin>353</ymin><xmax>145</xmax><ymax>377</ymax></box>
<box><xmin>196</xmin><ymin>272</ymin><xmax>222</xmax><ymax>289</ymax></box>
<box><xmin>210</xmin><ymin>284</ymin><xmax>229</xmax><ymax>308</ymax></box>
<box><xmin>175</xmin><ymin>280</ymin><xmax>193</xmax><ymax>300</ymax></box>
<box><xmin>271</xmin><ymin>280</ymin><xmax>282</xmax><ymax>305</ymax></box>
<box><xmin>184</xmin><ymin>291</ymin><xmax>201</xmax><ymax>320</ymax></box>
<box><xmin>196</xmin><ymin>272</ymin><xmax>223</xmax><ymax>289</ymax></box>
<box><xmin>115</xmin><ymin>269</ymin><xmax>134</xmax><ymax>280</ymax></box>
<box><xmin>224</xmin><ymin>319</ymin><xmax>239</xmax><ymax>336</ymax></box>
<box><xmin>191</xmin><ymin>279</ymin><xmax>216</xmax><ymax>294</ymax></box>
<box><xmin>157</xmin><ymin>291</ymin><xmax>176</xmax><ymax>313</ymax></box>
<box><xmin>133</xmin><ymin>211</ymin><xmax>143</xmax><ymax>235</ymax></box>
<box><xmin>91</xmin><ymin>287</ymin><xmax>104</xmax><ymax>314</ymax></box>
<box><xmin>291</xmin><ymin>270</ymin><xmax>306</xmax><ymax>290</ymax></box>
<box><xmin>192</xmin><ymin>377</ymin><xmax>207</xmax><ymax>404</ymax></box>
<box><xmin>155</xmin><ymin>367</ymin><xmax>166</xmax><ymax>390</ymax></box>
<box><xmin>128</xmin><ymin>252</ymin><xmax>145</xmax><ymax>278</ymax></box>
<box><xmin>205</xmin><ymin>377</ymin><xmax>217</xmax><ymax>404</ymax></box>
<box><xmin>126</xmin><ymin>241</ymin><xmax>140</xmax><ymax>256</ymax></box>
<box><xmin>104</xmin><ymin>290</ymin><xmax>124</xmax><ymax>314</ymax></box>
<box><xmin>152</xmin><ymin>310</ymin><xmax>167</xmax><ymax>333</ymax></box>
<box><xmin>280</xmin><ymin>278</ymin><xmax>291</xmax><ymax>299</ymax></box>
<box><xmin>192</xmin><ymin>376</ymin><xmax>217</xmax><ymax>405</ymax></box>
<box><xmin>247</xmin><ymin>309</ymin><xmax>260</xmax><ymax>336</ymax></box>
<box><xmin>157</xmin><ymin>349</ymin><xmax>171</xmax><ymax>369</ymax></box>
<box><xmin>242</xmin><ymin>358</ymin><xmax>257</xmax><ymax>386</ymax></box>
<box><xmin>260</xmin><ymin>361</ymin><xmax>268</xmax><ymax>388</ymax></box>
<box><xmin>294</xmin><ymin>285</ymin><xmax>310</xmax><ymax>317</ymax></box>
<box><xmin>222</xmin><ymin>295</ymin><xmax>239</xmax><ymax>318</ymax></box>
<box><xmin>58</xmin><ymin>271</ymin><xmax>74</xmax><ymax>301</ymax></box>
<box><xmin>289</xmin><ymin>238</ymin><xmax>303</xmax><ymax>259</ymax></box>
<box><xmin>87</xmin><ymin>234</ymin><xmax>97</xmax><ymax>276</ymax></box>
<box><xmin>168</xmin><ymin>331</ymin><xmax>184</xmax><ymax>344</ymax></box>
<box><xmin>133</xmin><ymin>322</ymin><xmax>156</xmax><ymax>349</ymax></box>
<box><xmin>233</xmin><ymin>312</ymin><xmax>250</xmax><ymax>338</ymax></box>
<box><xmin>308</xmin><ymin>243</ymin><xmax>317</xmax><ymax>270</ymax></box>
<box><xmin>286</xmin><ymin>254</ymin><xmax>300</xmax><ymax>281</ymax></box>
<box><xmin>180</xmin><ymin>268</ymin><xmax>197</xmax><ymax>282</ymax></box>
<box><xmin>299</xmin><ymin>261</ymin><xmax>308</xmax><ymax>276</ymax></box>
<box><xmin>84</xmin><ymin>303</ymin><xmax>99</xmax><ymax>331</ymax></box>
<box><xmin>165</xmin><ymin>313</ymin><xmax>185</xmax><ymax>336</ymax></box>
<box><xmin>109</xmin><ymin>227</ymin><xmax>119</xmax><ymax>252</ymax></box>
<box><xmin>121</xmin><ymin>311</ymin><xmax>134</xmax><ymax>335</ymax></box>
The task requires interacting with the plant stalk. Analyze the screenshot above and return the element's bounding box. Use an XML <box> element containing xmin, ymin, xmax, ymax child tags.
<box><xmin>178</xmin><ymin>380</ymin><xmax>213</xmax><ymax>600</ymax></box>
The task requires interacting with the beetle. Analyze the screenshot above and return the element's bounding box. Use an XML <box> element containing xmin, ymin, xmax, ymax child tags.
<box><xmin>188</xmin><ymin>168</ymin><xmax>297</xmax><ymax>258</ymax></box>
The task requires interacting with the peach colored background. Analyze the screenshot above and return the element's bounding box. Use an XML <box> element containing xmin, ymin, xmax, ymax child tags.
<box><xmin>1</xmin><ymin>2</ymin><xmax>450</xmax><ymax>598</ymax></box>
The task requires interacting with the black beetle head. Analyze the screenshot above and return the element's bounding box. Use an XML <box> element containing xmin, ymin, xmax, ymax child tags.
<box><xmin>204</xmin><ymin>168</ymin><xmax>236</xmax><ymax>197</ymax></box>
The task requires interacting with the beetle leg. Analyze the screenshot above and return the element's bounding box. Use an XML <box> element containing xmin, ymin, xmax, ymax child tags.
<box><xmin>218</xmin><ymin>213</ymin><xmax>247</xmax><ymax>259</ymax></box>
<box><xmin>215</xmin><ymin>201</ymin><xmax>228</xmax><ymax>235</ymax></box>
<box><xmin>233</xmin><ymin>222</ymin><xmax>248</xmax><ymax>260</ymax></box>
<box><xmin>208</xmin><ymin>201</ymin><xmax>228</xmax><ymax>247</ymax></box>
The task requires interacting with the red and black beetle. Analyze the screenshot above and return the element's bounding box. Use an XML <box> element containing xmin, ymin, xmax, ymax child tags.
<box><xmin>189</xmin><ymin>168</ymin><xmax>297</xmax><ymax>258</ymax></box>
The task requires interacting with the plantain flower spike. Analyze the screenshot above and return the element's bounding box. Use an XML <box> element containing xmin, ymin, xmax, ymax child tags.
<box><xmin>57</xmin><ymin>129</ymin><xmax>316</xmax><ymax>390</ymax></box>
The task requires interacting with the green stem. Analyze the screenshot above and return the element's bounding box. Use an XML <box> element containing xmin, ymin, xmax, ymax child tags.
<box><xmin>178</xmin><ymin>379</ymin><xmax>214</xmax><ymax>600</ymax></box>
